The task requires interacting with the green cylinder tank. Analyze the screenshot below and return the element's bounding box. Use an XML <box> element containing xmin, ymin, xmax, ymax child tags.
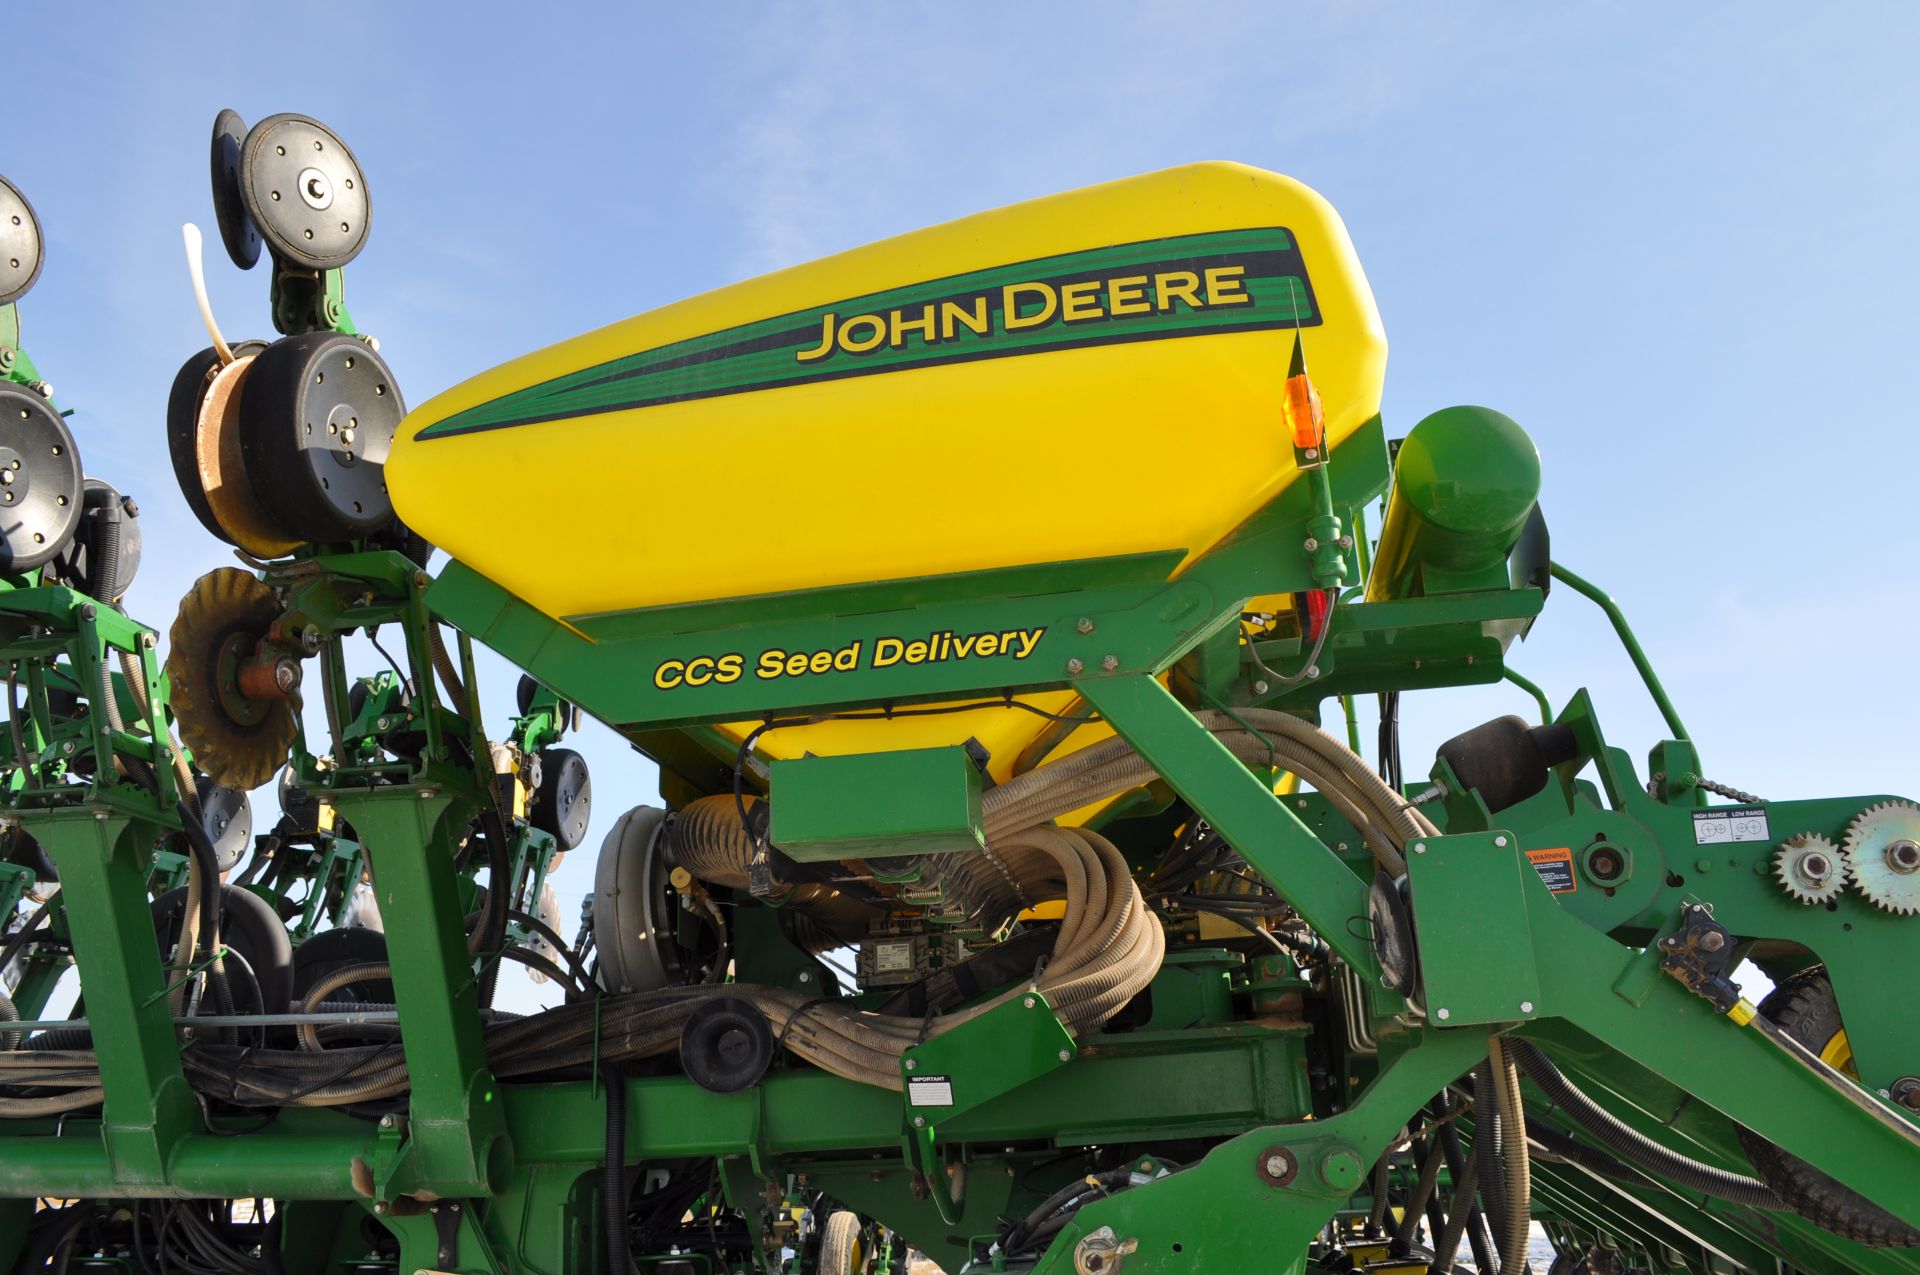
<box><xmin>1365</xmin><ymin>405</ymin><xmax>1541</xmax><ymax>602</ymax></box>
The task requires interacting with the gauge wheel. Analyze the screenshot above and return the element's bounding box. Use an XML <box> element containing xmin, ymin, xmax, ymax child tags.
<box><xmin>817</xmin><ymin>1210</ymin><xmax>867</xmax><ymax>1275</ymax></box>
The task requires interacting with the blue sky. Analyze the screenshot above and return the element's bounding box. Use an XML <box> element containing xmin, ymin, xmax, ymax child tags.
<box><xmin>8</xmin><ymin>4</ymin><xmax>1918</xmax><ymax>1009</ymax></box>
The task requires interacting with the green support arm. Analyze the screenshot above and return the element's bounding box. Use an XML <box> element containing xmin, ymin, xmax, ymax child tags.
<box><xmin>1077</xmin><ymin>673</ymin><xmax>1379</xmax><ymax>976</ymax></box>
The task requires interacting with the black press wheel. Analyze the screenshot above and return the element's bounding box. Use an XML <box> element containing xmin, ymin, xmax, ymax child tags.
<box><xmin>0</xmin><ymin>386</ymin><xmax>82</xmax><ymax>573</ymax></box>
<box><xmin>238</xmin><ymin>331</ymin><xmax>404</xmax><ymax>543</ymax></box>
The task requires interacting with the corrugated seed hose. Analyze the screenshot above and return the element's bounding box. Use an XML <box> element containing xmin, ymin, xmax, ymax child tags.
<box><xmin>1488</xmin><ymin>1037</ymin><xmax>1533</xmax><ymax>1272</ymax></box>
<box><xmin>1508</xmin><ymin>1039</ymin><xmax>1780</xmax><ymax>1208</ymax></box>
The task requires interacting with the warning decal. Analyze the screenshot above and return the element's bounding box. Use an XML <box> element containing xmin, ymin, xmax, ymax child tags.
<box><xmin>907</xmin><ymin>1075</ymin><xmax>955</xmax><ymax>1107</ymax></box>
<box><xmin>1526</xmin><ymin>847</ymin><xmax>1578</xmax><ymax>894</ymax></box>
<box><xmin>1692</xmin><ymin>807</ymin><xmax>1770</xmax><ymax>845</ymax></box>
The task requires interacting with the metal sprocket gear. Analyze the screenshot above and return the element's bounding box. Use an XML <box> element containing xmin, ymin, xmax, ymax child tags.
<box><xmin>1841</xmin><ymin>801</ymin><xmax>1920</xmax><ymax>916</ymax></box>
<box><xmin>1773</xmin><ymin>833</ymin><xmax>1846</xmax><ymax>905</ymax></box>
<box><xmin>167</xmin><ymin>568</ymin><xmax>298</xmax><ymax>792</ymax></box>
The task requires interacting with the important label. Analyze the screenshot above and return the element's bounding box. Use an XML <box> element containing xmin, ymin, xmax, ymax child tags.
<box><xmin>1692</xmin><ymin>807</ymin><xmax>1770</xmax><ymax>845</ymax></box>
<box><xmin>907</xmin><ymin>1075</ymin><xmax>955</xmax><ymax>1107</ymax></box>
<box><xmin>1526</xmin><ymin>847</ymin><xmax>1578</xmax><ymax>894</ymax></box>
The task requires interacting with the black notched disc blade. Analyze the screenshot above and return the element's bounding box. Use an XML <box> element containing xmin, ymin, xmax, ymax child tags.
<box><xmin>210</xmin><ymin>109</ymin><xmax>263</xmax><ymax>270</ymax></box>
<box><xmin>0</xmin><ymin>386</ymin><xmax>82</xmax><ymax>574</ymax></box>
<box><xmin>239</xmin><ymin>114</ymin><xmax>371</xmax><ymax>271</ymax></box>
<box><xmin>0</xmin><ymin>175</ymin><xmax>45</xmax><ymax>306</ymax></box>
<box><xmin>239</xmin><ymin>332</ymin><xmax>403</xmax><ymax>543</ymax></box>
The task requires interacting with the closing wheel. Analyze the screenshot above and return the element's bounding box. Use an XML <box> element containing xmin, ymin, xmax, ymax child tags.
<box><xmin>239</xmin><ymin>331</ymin><xmax>403</xmax><ymax>543</ymax></box>
<box><xmin>210</xmin><ymin>109</ymin><xmax>263</xmax><ymax>270</ymax></box>
<box><xmin>1735</xmin><ymin>969</ymin><xmax>1920</xmax><ymax>1247</ymax></box>
<box><xmin>0</xmin><ymin>174</ymin><xmax>45</xmax><ymax>305</ymax></box>
<box><xmin>193</xmin><ymin>351</ymin><xmax>306</xmax><ymax>556</ymax></box>
<box><xmin>0</xmin><ymin>386</ymin><xmax>82</xmax><ymax>574</ymax></box>
<box><xmin>239</xmin><ymin>113</ymin><xmax>371</xmax><ymax>271</ymax></box>
<box><xmin>166</xmin><ymin>342</ymin><xmax>270</xmax><ymax>543</ymax></box>
<box><xmin>167</xmin><ymin>568</ymin><xmax>299</xmax><ymax>792</ymax></box>
<box><xmin>533</xmin><ymin>747</ymin><xmax>592</xmax><ymax>852</ymax></box>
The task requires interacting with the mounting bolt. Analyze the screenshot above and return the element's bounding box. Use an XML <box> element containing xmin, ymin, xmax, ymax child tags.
<box><xmin>1058</xmin><ymin>1049</ymin><xmax>1072</xmax><ymax>1062</ymax></box>
<box><xmin>1520</xmin><ymin>1001</ymin><xmax>1534</xmax><ymax>1014</ymax></box>
<box><xmin>373</xmin><ymin>1201</ymin><xmax>388</xmax><ymax>1215</ymax></box>
<box><xmin>1337</xmin><ymin>535</ymin><xmax>1354</xmax><ymax>549</ymax></box>
<box><xmin>1076</xmin><ymin>617</ymin><xmax>1095</xmax><ymax>634</ymax></box>
<box><xmin>1066</xmin><ymin>658</ymin><xmax>1084</xmax><ymax>675</ymax></box>
<box><xmin>1494</xmin><ymin>835</ymin><xmax>1509</xmax><ymax>848</ymax></box>
<box><xmin>1252</xmin><ymin>679</ymin><xmax>1269</xmax><ymax>695</ymax></box>
<box><xmin>905</xmin><ymin>1058</ymin><xmax>917</xmax><ymax>1072</ymax></box>
<box><xmin>1436</xmin><ymin>1007</ymin><xmax>1451</xmax><ymax>1020</ymax></box>
<box><xmin>418</xmin><ymin>788</ymin><xmax>437</xmax><ymax>800</ymax></box>
<box><xmin>1699</xmin><ymin>930</ymin><xmax>1727</xmax><ymax>953</ymax></box>
<box><xmin>140</xmin><ymin>632</ymin><xmax>156</xmax><ymax>650</ymax></box>
<box><xmin>913</xmin><ymin>1116</ymin><xmax>926</xmax><ymax>1129</ymax></box>
<box><xmin>1256</xmin><ymin>1145</ymin><xmax>1297</xmax><ymax>1187</ymax></box>
<box><xmin>379</xmin><ymin>1114</ymin><xmax>396</xmax><ymax>1129</ymax></box>
<box><xmin>1411</xmin><ymin>842</ymin><xmax>1426</xmax><ymax>854</ymax></box>
<box><xmin>1023</xmin><ymin>995</ymin><xmax>1036</xmax><ymax>1008</ymax></box>
<box><xmin>1303</xmin><ymin>537</ymin><xmax>1319</xmax><ymax>552</ymax></box>
<box><xmin>1100</xmin><ymin>654</ymin><xmax>1119</xmax><ymax>672</ymax></box>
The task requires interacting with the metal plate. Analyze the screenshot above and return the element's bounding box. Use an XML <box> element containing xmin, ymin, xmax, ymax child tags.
<box><xmin>0</xmin><ymin>386</ymin><xmax>82</xmax><ymax>572</ymax></box>
<box><xmin>0</xmin><ymin>175</ymin><xmax>44</xmax><ymax>306</ymax></box>
<box><xmin>193</xmin><ymin>353</ymin><xmax>305</xmax><ymax>557</ymax></box>
<box><xmin>210</xmin><ymin>109</ymin><xmax>263</xmax><ymax>270</ymax></box>
<box><xmin>239</xmin><ymin>114</ymin><xmax>370</xmax><ymax>271</ymax></box>
<box><xmin>238</xmin><ymin>331</ymin><xmax>403</xmax><ymax>542</ymax></box>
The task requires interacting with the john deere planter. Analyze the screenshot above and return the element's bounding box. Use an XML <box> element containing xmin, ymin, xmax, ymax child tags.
<box><xmin>1</xmin><ymin>118</ymin><xmax>1917</xmax><ymax>1275</ymax></box>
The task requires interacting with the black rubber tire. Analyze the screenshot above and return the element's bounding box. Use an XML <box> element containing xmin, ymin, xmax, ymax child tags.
<box><xmin>1736</xmin><ymin>968</ymin><xmax>1920</xmax><ymax>1247</ymax></box>
<box><xmin>291</xmin><ymin>927</ymin><xmax>394</xmax><ymax>1004</ymax></box>
<box><xmin>818</xmin><ymin>1210</ymin><xmax>864</xmax><ymax>1275</ymax></box>
<box><xmin>151</xmin><ymin>884</ymin><xmax>295</xmax><ymax>1016</ymax></box>
<box><xmin>165</xmin><ymin>342</ymin><xmax>267</xmax><ymax>542</ymax></box>
<box><xmin>238</xmin><ymin>331</ymin><xmax>404</xmax><ymax>544</ymax></box>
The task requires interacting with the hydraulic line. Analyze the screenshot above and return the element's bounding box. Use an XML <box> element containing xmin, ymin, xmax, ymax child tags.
<box><xmin>1431</xmin><ymin>1136</ymin><xmax>1482</xmax><ymax>1275</ymax></box>
<box><xmin>1508</xmin><ymin>1040</ymin><xmax>1780</xmax><ymax>1209</ymax></box>
<box><xmin>1439</xmin><ymin>1102</ymin><xmax>1501</xmax><ymax>1275</ymax></box>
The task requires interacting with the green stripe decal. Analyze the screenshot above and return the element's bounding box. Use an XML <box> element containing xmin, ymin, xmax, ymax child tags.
<box><xmin>418</xmin><ymin>227</ymin><xmax>1319</xmax><ymax>440</ymax></box>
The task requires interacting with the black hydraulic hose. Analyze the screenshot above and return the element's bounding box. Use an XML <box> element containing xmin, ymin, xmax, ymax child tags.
<box><xmin>1432</xmin><ymin>1136</ymin><xmax>1481</xmax><ymax>1275</ymax></box>
<box><xmin>1472</xmin><ymin>1061</ymin><xmax>1510</xmax><ymax>1263</ymax></box>
<box><xmin>176</xmin><ymin>801</ymin><xmax>225</xmax><ymax>964</ymax></box>
<box><xmin>1508</xmin><ymin>1040</ymin><xmax>1781</xmax><ymax>1210</ymax></box>
<box><xmin>1524</xmin><ymin>1115</ymin><xmax>1640</xmax><ymax>1185</ymax></box>
<box><xmin>6</xmin><ymin>665</ymin><xmax>28</xmax><ymax>773</ymax></box>
<box><xmin>601</xmin><ymin>1061</ymin><xmax>632</xmax><ymax>1275</ymax></box>
<box><xmin>1365</xmin><ymin>1147</ymin><xmax>1393</xmax><ymax>1233</ymax></box>
<box><xmin>474</xmin><ymin>804</ymin><xmax>512</xmax><ymax>958</ymax></box>
<box><xmin>0</xmin><ymin>897</ymin><xmax>54</xmax><ymax>979</ymax></box>
<box><xmin>1439</xmin><ymin>1115</ymin><xmax>1500</xmax><ymax>1275</ymax></box>
<box><xmin>1394</xmin><ymin>1137</ymin><xmax>1447</xmax><ymax>1252</ymax></box>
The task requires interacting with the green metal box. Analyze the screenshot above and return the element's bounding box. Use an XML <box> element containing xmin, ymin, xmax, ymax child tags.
<box><xmin>769</xmin><ymin>745</ymin><xmax>984</xmax><ymax>863</ymax></box>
